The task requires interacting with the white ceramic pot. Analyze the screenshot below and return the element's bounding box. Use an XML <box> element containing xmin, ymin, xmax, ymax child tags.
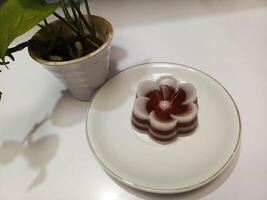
<box><xmin>28</xmin><ymin>15</ymin><xmax>113</xmax><ymax>101</ymax></box>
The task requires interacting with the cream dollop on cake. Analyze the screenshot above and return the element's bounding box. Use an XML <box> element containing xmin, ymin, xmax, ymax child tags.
<box><xmin>131</xmin><ymin>75</ymin><xmax>198</xmax><ymax>142</ymax></box>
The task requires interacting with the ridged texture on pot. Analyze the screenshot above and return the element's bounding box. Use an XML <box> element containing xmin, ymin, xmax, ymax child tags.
<box><xmin>43</xmin><ymin>45</ymin><xmax>111</xmax><ymax>100</ymax></box>
<box><xmin>28</xmin><ymin>15</ymin><xmax>113</xmax><ymax>101</ymax></box>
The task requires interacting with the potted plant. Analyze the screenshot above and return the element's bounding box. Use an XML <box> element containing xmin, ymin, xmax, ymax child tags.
<box><xmin>0</xmin><ymin>0</ymin><xmax>113</xmax><ymax>101</ymax></box>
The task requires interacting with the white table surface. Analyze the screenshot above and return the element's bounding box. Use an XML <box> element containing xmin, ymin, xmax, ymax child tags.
<box><xmin>1</xmin><ymin>1</ymin><xmax>267</xmax><ymax>199</ymax></box>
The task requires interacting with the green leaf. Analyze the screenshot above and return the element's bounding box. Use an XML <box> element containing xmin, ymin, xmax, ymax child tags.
<box><xmin>0</xmin><ymin>0</ymin><xmax>59</xmax><ymax>58</ymax></box>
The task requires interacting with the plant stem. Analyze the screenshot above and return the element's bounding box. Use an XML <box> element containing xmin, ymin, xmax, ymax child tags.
<box><xmin>68</xmin><ymin>1</ymin><xmax>91</xmax><ymax>34</ymax></box>
<box><xmin>6</xmin><ymin>41</ymin><xmax>29</xmax><ymax>55</ymax></box>
<box><xmin>44</xmin><ymin>19</ymin><xmax>48</xmax><ymax>26</ymax></box>
<box><xmin>58</xmin><ymin>1</ymin><xmax>88</xmax><ymax>54</ymax></box>
<box><xmin>37</xmin><ymin>23</ymin><xmax>44</xmax><ymax>29</ymax></box>
<box><xmin>84</xmin><ymin>0</ymin><xmax>96</xmax><ymax>38</ymax></box>
<box><xmin>77</xmin><ymin>13</ymin><xmax>84</xmax><ymax>33</ymax></box>
<box><xmin>53</xmin><ymin>12</ymin><xmax>80</xmax><ymax>37</ymax></box>
<box><xmin>1</xmin><ymin>41</ymin><xmax>30</xmax><ymax>68</ymax></box>
<box><xmin>76</xmin><ymin>0</ymin><xmax>84</xmax><ymax>33</ymax></box>
<box><xmin>69</xmin><ymin>2</ymin><xmax>85</xmax><ymax>36</ymax></box>
<box><xmin>70</xmin><ymin>3</ymin><xmax>78</xmax><ymax>25</ymax></box>
<box><xmin>60</xmin><ymin>0</ymin><xmax>74</xmax><ymax>25</ymax></box>
<box><xmin>53</xmin><ymin>12</ymin><xmax>99</xmax><ymax>49</ymax></box>
<box><xmin>68</xmin><ymin>0</ymin><xmax>101</xmax><ymax>47</ymax></box>
<box><xmin>53</xmin><ymin>12</ymin><xmax>100</xmax><ymax>48</ymax></box>
<box><xmin>0</xmin><ymin>58</ymin><xmax>10</xmax><ymax>69</ymax></box>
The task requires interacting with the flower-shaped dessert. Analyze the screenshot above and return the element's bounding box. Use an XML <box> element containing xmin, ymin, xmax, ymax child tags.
<box><xmin>131</xmin><ymin>75</ymin><xmax>198</xmax><ymax>142</ymax></box>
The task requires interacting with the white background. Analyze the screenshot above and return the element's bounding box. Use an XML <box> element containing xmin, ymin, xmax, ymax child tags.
<box><xmin>0</xmin><ymin>0</ymin><xmax>266</xmax><ymax>199</ymax></box>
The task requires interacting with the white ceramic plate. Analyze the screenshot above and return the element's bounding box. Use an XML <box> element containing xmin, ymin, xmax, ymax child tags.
<box><xmin>86</xmin><ymin>63</ymin><xmax>241</xmax><ymax>193</ymax></box>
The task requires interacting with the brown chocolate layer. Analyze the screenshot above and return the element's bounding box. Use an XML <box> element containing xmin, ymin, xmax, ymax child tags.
<box><xmin>150</xmin><ymin>131</ymin><xmax>177</xmax><ymax>141</ymax></box>
<box><xmin>177</xmin><ymin>117</ymin><xmax>198</xmax><ymax>128</ymax></box>
<box><xmin>132</xmin><ymin>120</ymin><xmax>148</xmax><ymax>132</ymax></box>
<box><xmin>132</xmin><ymin>113</ymin><xmax>149</xmax><ymax>124</ymax></box>
<box><xmin>177</xmin><ymin>122</ymin><xmax>198</xmax><ymax>134</ymax></box>
<box><xmin>149</xmin><ymin>125</ymin><xmax>177</xmax><ymax>136</ymax></box>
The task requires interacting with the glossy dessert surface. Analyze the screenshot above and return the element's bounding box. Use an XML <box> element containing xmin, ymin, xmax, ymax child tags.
<box><xmin>132</xmin><ymin>75</ymin><xmax>198</xmax><ymax>141</ymax></box>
